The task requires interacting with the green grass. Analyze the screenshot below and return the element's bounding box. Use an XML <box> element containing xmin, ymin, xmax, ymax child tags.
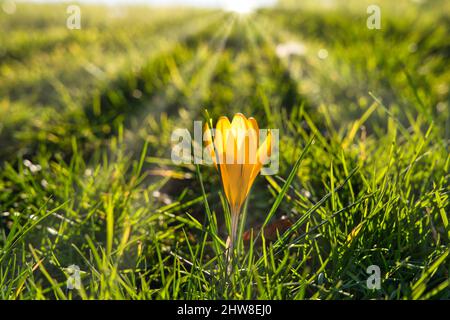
<box><xmin>0</xmin><ymin>1</ymin><xmax>448</xmax><ymax>300</ymax></box>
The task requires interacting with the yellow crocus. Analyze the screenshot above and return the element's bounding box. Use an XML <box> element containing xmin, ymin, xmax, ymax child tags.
<box><xmin>204</xmin><ymin>113</ymin><xmax>272</xmax><ymax>253</ymax></box>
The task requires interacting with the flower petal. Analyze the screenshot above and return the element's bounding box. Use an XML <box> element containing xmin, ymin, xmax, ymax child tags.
<box><xmin>247</xmin><ymin>129</ymin><xmax>272</xmax><ymax>194</ymax></box>
<box><xmin>215</xmin><ymin>116</ymin><xmax>231</xmax><ymax>165</ymax></box>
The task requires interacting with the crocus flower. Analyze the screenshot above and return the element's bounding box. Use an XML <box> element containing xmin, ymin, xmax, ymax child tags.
<box><xmin>204</xmin><ymin>113</ymin><xmax>272</xmax><ymax>254</ymax></box>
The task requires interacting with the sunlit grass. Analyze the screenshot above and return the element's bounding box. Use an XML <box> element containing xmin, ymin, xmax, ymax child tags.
<box><xmin>0</xmin><ymin>1</ymin><xmax>448</xmax><ymax>300</ymax></box>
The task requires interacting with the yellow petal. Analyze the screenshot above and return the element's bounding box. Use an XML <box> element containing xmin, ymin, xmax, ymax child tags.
<box><xmin>247</xmin><ymin>117</ymin><xmax>259</xmax><ymax>165</ymax></box>
<box><xmin>215</xmin><ymin>116</ymin><xmax>231</xmax><ymax>165</ymax></box>
<box><xmin>230</xmin><ymin>113</ymin><xmax>248</xmax><ymax>164</ymax></box>
<box><xmin>228</xmin><ymin>115</ymin><xmax>249</xmax><ymax>210</ymax></box>
<box><xmin>219</xmin><ymin>159</ymin><xmax>233</xmax><ymax>210</ymax></box>
<box><xmin>248</xmin><ymin>117</ymin><xmax>260</xmax><ymax>149</ymax></box>
<box><xmin>238</xmin><ymin>116</ymin><xmax>259</xmax><ymax>207</ymax></box>
<box><xmin>229</xmin><ymin>114</ymin><xmax>261</xmax><ymax>211</ymax></box>
<box><xmin>211</xmin><ymin>114</ymin><xmax>267</xmax><ymax>214</ymax></box>
<box><xmin>224</xmin><ymin>117</ymin><xmax>243</xmax><ymax>209</ymax></box>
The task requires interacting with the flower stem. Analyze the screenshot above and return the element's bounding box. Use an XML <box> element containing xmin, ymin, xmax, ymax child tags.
<box><xmin>227</xmin><ymin>207</ymin><xmax>240</xmax><ymax>275</ymax></box>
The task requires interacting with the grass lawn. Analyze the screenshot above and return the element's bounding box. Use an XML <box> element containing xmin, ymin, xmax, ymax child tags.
<box><xmin>0</xmin><ymin>0</ymin><xmax>449</xmax><ymax>299</ymax></box>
